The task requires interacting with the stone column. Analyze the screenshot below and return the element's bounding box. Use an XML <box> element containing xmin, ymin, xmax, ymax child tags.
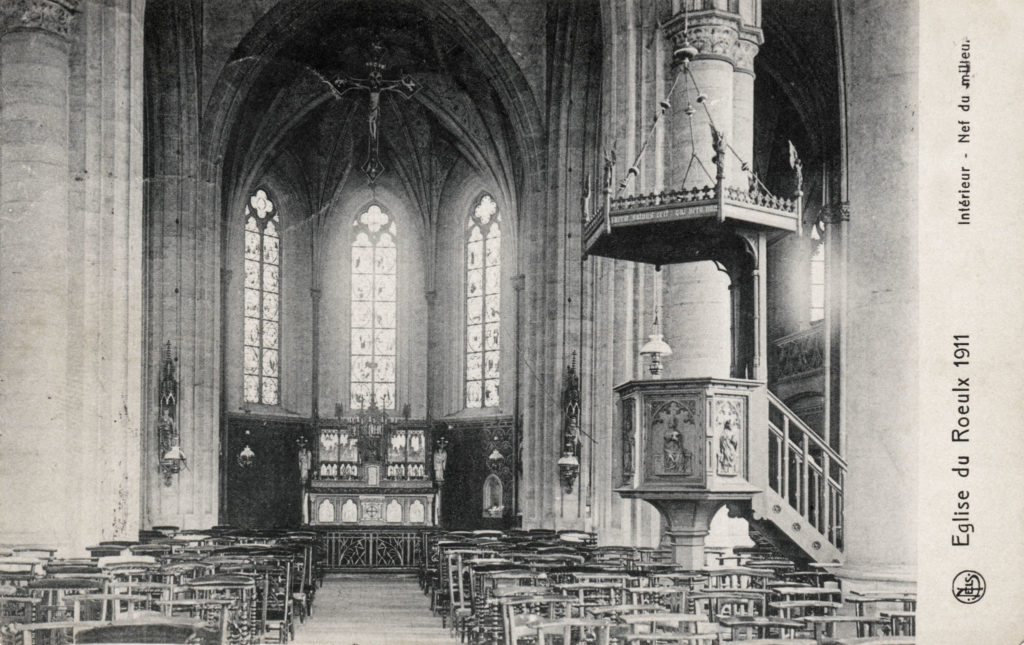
<box><xmin>731</xmin><ymin>38</ymin><xmax>760</xmax><ymax>182</ymax></box>
<box><xmin>658</xmin><ymin>8</ymin><xmax>763</xmax><ymax>381</ymax></box>
<box><xmin>143</xmin><ymin>0</ymin><xmax>218</xmax><ymax>529</ymax></box>
<box><xmin>834</xmin><ymin>0</ymin><xmax>917</xmax><ymax>593</ymax></box>
<box><xmin>0</xmin><ymin>0</ymin><xmax>77</xmax><ymax>550</ymax></box>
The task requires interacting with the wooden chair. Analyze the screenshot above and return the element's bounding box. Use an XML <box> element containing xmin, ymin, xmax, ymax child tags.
<box><xmin>844</xmin><ymin>591</ymin><xmax>916</xmax><ymax>637</ymax></box>
<box><xmin>0</xmin><ymin>595</ymin><xmax>41</xmax><ymax>626</ymax></box>
<box><xmin>0</xmin><ymin>558</ymin><xmax>44</xmax><ymax>589</ymax></box>
<box><xmin>445</xmin><ymin>550</ymin><xmax>476</xmax><ymax>640</ymax></box>
<box><xmin>625</xmin><ymin>586</ymin><xmax>688</xmax><ymax>612</ymax></box>
<box><xmin>75</xmin><ymin>617</ymin><xmax>220</xmax><ymax>644</ymax></box>
<box><xmin>702</xmin><ymin>567</ymin><xmax>773</xmax><ymax>591</ymax></box>
<box><xmin>254</xmin><ymin>558</ymin><xmax>292</xmax><ymax>643</ymax></box>
<box><xmin>585</xmin><ymin>604</ymin><xmax>665</xmax><ymax>620</ymax></box>
<box><xmin>534</xmin><ymin>617</ymin><xmax>610</xmax><ymax>645</ymax></box>
<box><xmin>67</xmin><ymin>592</ymin><xmax>153</xmax><ymax>622</ymax></box>
<box><xmin>7</xmin><ymin>546</ymin><xmax>58</xmax><ymax>562</ymax></box>
<box><xmin>619</xmin><ymin>611</ymin><xmax>704</xmax><ymax>632</ymax></box>
<box><xmin>499</xmin><ymin>594</ymin><xmax>577</xmax><ymax>645</ymax></box>
<box><xmin>715</xmin><ymin>614</ymin><xmax>805</xmax><ymax>641</ymax></box>
<box><xmin>879</xmin><ymin>610</ymin><xmax>915</xmax><ymax>637</ymax></box>
<box><xmin>689</xmin><ymin>589</ymin><xmax>770</xmax><ymax>621</ymax></box>
<box><xmin>185</xmin><ymin>574</ymin><xmax>258</xmax><ymax>645</ymax></box>
<box><xmin>767</xmin><ymin>599</ymin><xmax>842</xmax><ymax>620</ymax></box>
<box><xmin>157</xmin><ymin>597</ymin><xmax>234</xmax><ymax>643</ymax></box>
<box><xmin>25</xmin><ymin>576</ymin><xmax>106</xmax><ymax>622</ymax></box>
<box><xmin>2</xmin><ymin>618</ymin><xmax>107</xmax><ymax>644</ymax></box>
<box><xmin>799</xmin><ymin>615</ymin><xmax>888</xmax><ymax>641</ymax></box>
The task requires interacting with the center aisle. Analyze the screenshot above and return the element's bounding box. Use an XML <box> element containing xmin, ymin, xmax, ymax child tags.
<box><xmin>292</xmin><ymin>573</ymin><xmax>459</xmax><ymax>645</ymax></box>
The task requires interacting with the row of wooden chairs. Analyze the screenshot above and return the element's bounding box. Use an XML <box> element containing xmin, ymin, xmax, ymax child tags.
<box><xmin>418</xmin><ymin>530</ymin><xmax>916</xmax><ymax>645</ymax></box>
<box><xmin>0</xmin><ymin>528</ymin><xmax>322</xmax><ymax>645</ymax></box>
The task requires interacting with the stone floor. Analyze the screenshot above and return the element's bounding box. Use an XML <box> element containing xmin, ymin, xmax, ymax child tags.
<box><xmin>291</xmin><ymin>572</ymin><xmax>458</xmax><ymax>645</ymax></box>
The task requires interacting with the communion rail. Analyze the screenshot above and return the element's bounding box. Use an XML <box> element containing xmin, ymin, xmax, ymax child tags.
<box><xmin>317</xmin><ymin>527</ymin><xmax>433</xmax><ymax>571</ymax></box>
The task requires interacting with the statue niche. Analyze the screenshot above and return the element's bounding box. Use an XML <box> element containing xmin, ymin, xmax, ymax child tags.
<box><xmin>649</xmin><ymin>399</ymin><xmax>701</xmax><ymax>480</ymax></box>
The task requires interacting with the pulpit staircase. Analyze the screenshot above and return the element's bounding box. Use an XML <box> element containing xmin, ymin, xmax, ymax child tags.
<box><xmin>746</xmin><ymin>391</ymin><xmax>845</xmax><ymax>565</ymax></box>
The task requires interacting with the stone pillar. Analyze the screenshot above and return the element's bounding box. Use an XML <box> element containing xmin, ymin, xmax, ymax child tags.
<box><xmin>658</xmin><ymin>8</ymin><xmax>763</xmax><ymax>381</ymax></box>
<box><xmin>143</xmin><ymin>0</ymin><xmax>218</xmax><ymax>529</ymax></box>
<box><xmin>0</xmin><ymin>0</ymin><xmax>76</xmax><ymax>550</ymax></box>
<box><xmin>732</xmin><ymin>38</ymin><xmax>760</xmax><ymax>180</ymax></box>
<box><xmin>834</xmin><ymin>0</ymin><xmax>917</xmax><ymax>592</ymax></box>
<box><xmin>0</xmin><ymin>0</ymin><xmax>144</xmax><ymax>555</ymax></box>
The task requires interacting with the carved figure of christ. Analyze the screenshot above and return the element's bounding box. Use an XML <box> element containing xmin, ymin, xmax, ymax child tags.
<box><xmin>330</xmin><ymin>42</ymin><xmax>420</xmax><ymax>183</ymax></box>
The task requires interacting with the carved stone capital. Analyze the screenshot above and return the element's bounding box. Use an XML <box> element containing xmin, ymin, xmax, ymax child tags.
<box><xmin>0</xmin><ymin>0</ymin><xmax>79</xmax><ymax>39</ymax></box>
<box><xmin>663</xmin><ymin>10</ymin><xmax>763</xmax><ymax>69</ymax></box>
<box><xmin>822</xmin><ymin>200</ymin><xmax>852</xmax><ymax>224</ymax></box>
<box><xmin>686</xmin><ymin>20</ymin><xmax>738</xmax><ymax>59</ymax></box>
<box><xmin>733</xmin><ymin>38</ymin><xmax>760</xmax><ymax>74</ymax></box>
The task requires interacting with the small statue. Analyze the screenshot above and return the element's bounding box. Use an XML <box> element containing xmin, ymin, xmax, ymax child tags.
<box><xmin>433</xmin><ymin>437</ymin><xmax>449</xmax><ymax>483</ymax></box>
<box><xmin>718</xmin><ymin>420</ymin><xmax>740</xmax><ymax>475</ymax></box>
<box><xmin>297</xmin><ymin>437</ymin><xmax>312</xmax><ymax>483</ymax></box>
<box><xmin>711</xmin><ymin>126</ymin><xmax>727</xmax><ymax>182</ymax></box>
<box><xmin>788</xmin><ymin>140</ymin><xmax>804</xmax><ymax>197</ymax></box>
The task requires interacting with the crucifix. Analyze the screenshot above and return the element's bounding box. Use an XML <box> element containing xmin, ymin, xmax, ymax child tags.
<box><xmin>330</xmin><ymin>39</ymin><xmax>420</xmax><ymax>183</ymax></box>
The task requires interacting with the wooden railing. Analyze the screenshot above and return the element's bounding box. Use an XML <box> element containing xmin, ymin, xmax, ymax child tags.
<box><xmin>767</xmin><ymin>392</ymin><xmax>845</xmax><ymax>550</ymax></box>
<box><xmin>319</xmin><ymin>528</ymin><xmax>432</xmax><ymax>570</ymax></box>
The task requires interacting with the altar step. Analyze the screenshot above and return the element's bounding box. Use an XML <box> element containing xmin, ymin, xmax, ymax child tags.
<box><xmin>292</xmin><ymin>573</ymin><xmax>457</xmax><ymax>645</ymax></box>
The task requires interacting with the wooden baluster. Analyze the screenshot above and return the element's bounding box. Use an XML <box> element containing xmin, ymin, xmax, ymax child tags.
<box><xmin>801</xmin><ymin>434</ymin><xmax>810</xmax><ymax>519</ymax></box>
<box><xmin>822</xmin><ymin>453</ymin><xmax>831</xmax><ymax>540</ymax></box>
<box><xmin>781</xmin><ymin>416</ymin><xmax>790</xmax><ymax>502</ymax></box>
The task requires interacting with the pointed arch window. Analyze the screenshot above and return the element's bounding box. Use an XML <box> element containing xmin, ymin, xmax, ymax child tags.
<box><xmin>351</xmin><ymin>205</ymin><xmax>397</xmax><ymax>410</ymax></box>
<box><xmin>243</xmin><ymin>188</ymin><xmax>281</xmax><ymax>405</ymax></box>
<box><xmin>809</xmin><ymin>222</ymin><xmax>825</xmax><ymax>323</ymax></box>
<box><xmin>466</xmin><ymin>194</ymin><xmax>501</xmax><ymax>408</ymax></box>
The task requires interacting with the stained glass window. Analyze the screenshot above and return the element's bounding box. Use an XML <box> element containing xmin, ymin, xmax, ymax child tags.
<box><xmin>351</xmin><ymin>205</ymin><xmax>397</xmax><ymax>410</ymax></box>
<box><xmin>466</xmin><ymin>194</ymin><xmax>500</xmax><ymax>408</ymax></box>
<box><xmin>243</xmin><ymin>188</ymin><xmax>280</xmax><ymax>405</ymax></box>
<box><xmin>809</xmin><ymin>223</ymin><xmax>825</xmax><ymax>323</ymax></box>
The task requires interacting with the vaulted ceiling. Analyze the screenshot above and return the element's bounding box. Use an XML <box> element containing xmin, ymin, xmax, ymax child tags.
<box><xmin>220</xmin><ymin>0</ymin><xmax>522</xmax><ymax>231</ymax></box>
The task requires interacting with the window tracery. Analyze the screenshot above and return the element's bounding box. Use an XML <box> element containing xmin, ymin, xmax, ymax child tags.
<box><xmin>466</xmin><ymin>194</ymin><xmax>501</xmax><ymax>408</ymax></box>
<box><xmin>351</xmin><ymin>204</ymin><xmax>397</xmax><ymax>410</ymax></box>
<box><xmin>809</xmin><ymin>222</ymin><xmax>825</xmax><ymax>323</ymax></box>
<box><xmin>243</xmin><ymin>188</ymin><xmax>281</xmax><ymax>405</ymax></box>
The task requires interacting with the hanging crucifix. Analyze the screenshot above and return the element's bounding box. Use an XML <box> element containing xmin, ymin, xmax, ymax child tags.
<box><xmin>330</xmin><ymin>39</ymin><xmax>420</xmax><ymax>183</ymax></box>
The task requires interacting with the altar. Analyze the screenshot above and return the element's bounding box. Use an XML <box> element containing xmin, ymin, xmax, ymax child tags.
<box><xmin>306</xmin><ymin>401</ymin><xmax>436</xmax><ymax>527</ymax></box>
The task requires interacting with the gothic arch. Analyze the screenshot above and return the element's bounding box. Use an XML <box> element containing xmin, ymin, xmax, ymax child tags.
<box><xmin>198</xmin><ymin>0</ymin><xmax>545</xmax><ymax>231</ymax></box>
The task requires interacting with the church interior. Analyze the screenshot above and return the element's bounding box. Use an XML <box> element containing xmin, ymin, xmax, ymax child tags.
<box><xmin>0</xmin><ymin>0</ymin><xmax>920</xmax><ymax>643</ymax></box>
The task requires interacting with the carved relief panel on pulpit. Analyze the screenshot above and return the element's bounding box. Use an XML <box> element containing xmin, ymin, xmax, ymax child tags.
<box><xmin>620</xmin><ymin>398</ymin><xmax>635</xmax><ymax>485</ymax></box>
<box><xmin>714</xmin><ymin>396</ymin><xmax>745</xmax><ymax>477</ymax></box>
<box><xmin>647</xmin><ymin>397</ymin><xmax>704</xmax><ymax>485</ymax></box>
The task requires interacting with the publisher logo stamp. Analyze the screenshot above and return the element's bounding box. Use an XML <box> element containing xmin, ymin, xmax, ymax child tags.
<box><xmin>952</xmin><ymin>570</ymin><xmax>986</xmax><ymax>604</ymax></box>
